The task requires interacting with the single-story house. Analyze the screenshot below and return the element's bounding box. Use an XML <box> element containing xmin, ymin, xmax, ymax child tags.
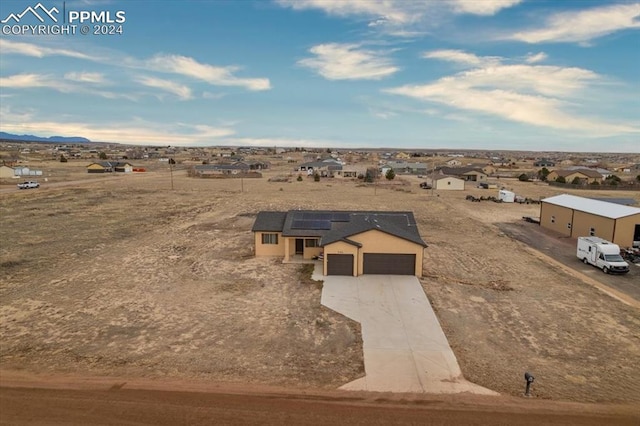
<box><xmin>540</xmin><ymin>194</ymin><xmax>640</xmax><ymax>248</ymax></box>
<box><xmin>252</xmin><ymin>210</ymin><xmax>427</xmax><ymax>276</ymax></box>
<box><xmin>87</xmin><ymin>162</ymin><xmax>113</xmax><ymax>173</ymax></box>
<box><xmin>438</xmin><ymin>167</ymin><xmax>487</xmax><ymax>182</ymax></box>
<box><xmin>335</xmin><ymin>165</ymin><xmax>367</xmax><ymax>178</ymax></box>
<box><xmin>295</xmin><ymin>159</ymin><xmax>343</xmax><ymax>177</ymax></box>
<box><xmin>565</xmin><ymin>166</ymin><xmax>613</xmax><ymax>179</ymax></box>
<box><xmin>547</xmin><ymin>168</ymin><xmax>603</xmax><ymax>184</ymax></box>
<box><xmin>86</xmin><ymin>161</ymin><xmax>133</xmax><ymax>173</ymax></box>
<box><xmin>381</xmin><ymin>161</ymin><xmax>429</xmax><ymax>175</ymax></box>
<box><xmin>534</xmin><ymin>159</ymin><xmax>556</xmax><ymax>167</ymax></box>
<box><xmin>193</xmin><ymin>162</ymin><xmax>250</xmax><ymax>176</ymax></box>
<box><xmin>432</xmin><ymin>176</ymin><xmax>465</xmax><ymax>190</ymax></box>
<box><xmin>13</xmin><ymin>166</ymin><xmax>43</xmax><ymax>176</ymax></box>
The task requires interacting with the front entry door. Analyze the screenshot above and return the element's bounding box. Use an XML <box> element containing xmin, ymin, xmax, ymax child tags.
<box><xmin>295</xmin><ymin>239</ymin><xmax>304</xmax><ymax>254</ymax></box>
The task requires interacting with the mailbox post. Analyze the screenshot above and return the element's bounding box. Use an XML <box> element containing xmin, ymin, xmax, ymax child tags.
<box><xmin>524</xmin><ymin>372</ymin><xmax>534</xmax><ymax>397</ymax></box>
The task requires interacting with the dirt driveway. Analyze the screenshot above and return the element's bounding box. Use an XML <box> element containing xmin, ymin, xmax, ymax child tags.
<box><xmin>497</xmin><ymin>221</ymin><xmax>640</xmax><ymax>302</ymax></box>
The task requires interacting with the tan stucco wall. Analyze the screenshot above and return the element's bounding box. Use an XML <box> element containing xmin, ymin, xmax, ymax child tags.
<box><xmin>323</xmin><ymin>229</ymin><xmax>424</xmax><ymax>276</ymax></box>
<box><xmin>540</xmin><ymin>204</ymin><xmax>639</xmax><ymax>248</ymax></box>
<box><xmin>323</xmin><ymin>241</ymin><xmax>358</xmax><ymax>276</ymax></box>
<box><xmin>571</xmin><ymin>211</ymin><xmax>615</xmax><ymax>242</ymax></box>
<box><xmin>540</xmin><ymin>203</ymin><xmax>574</xmax><ymax>237</ymax></box>
<box><xmin>435</xmin><ymin>177</ymin><xmax>464</xmax><ymax>190</ymax></box>
<box><xmin>254</xmin><ymin>232</ymin><xmax>285</xmax><ymax>256</ymax></box>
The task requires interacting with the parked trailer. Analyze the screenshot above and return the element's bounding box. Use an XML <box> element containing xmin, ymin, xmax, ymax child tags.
<box><xmin>498</xmin><ymin>189</ymin><xmax>515</xmax><ymax>203</ymax></box>
<box><xmin>576</xmin><ymin>236</ymin><xmax>630</xmax><ymax>274</ymax></box>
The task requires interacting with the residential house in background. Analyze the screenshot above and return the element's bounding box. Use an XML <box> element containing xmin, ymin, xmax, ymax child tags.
<box><xmin>432</xmin><ymin>176</ymin><xmax>465</xmax><ymax>190</ymax></box>
<box><xmin>295</xmin><ymin>159</ymin><xmax>343</xmax><ymax>177</ymax></box>
<box><xmin>534</xmin><ymin>158</ymin><xmax>556</xmax><ymax>167</ymax></box>
<box><xmin>381</xmin><ymin>161</ymin><xmax>428</xmax><ymax>175</ymax></box>
<box><xmin>193</xmin><ymin>162</ymin><xmax>250</xmax><ymax>176</ymax></box>
<box><xmin>437</xmin><ymin>167</ymin><xmax>487</xmax><ymax>182</ymax></box>
<box><xmin>547</xmin><ymin>168</ymin><xmax>603</xmax><ymax>184</ymax></box>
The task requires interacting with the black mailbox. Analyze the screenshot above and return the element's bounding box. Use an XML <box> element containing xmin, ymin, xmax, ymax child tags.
<box><xmin>524</xmin><ymin>372</ymin><xmax>534</xmax><ymax>396</ymax></box>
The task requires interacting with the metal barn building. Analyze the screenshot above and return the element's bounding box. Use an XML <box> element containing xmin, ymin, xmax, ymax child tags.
<box><xmin>539</xmin><ymin>194</ymin><xmax>640</xmax><ymax>248</ymax></box>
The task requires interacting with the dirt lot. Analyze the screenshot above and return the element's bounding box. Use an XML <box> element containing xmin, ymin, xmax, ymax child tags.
<box><xmin>1</xmin><ymin>160</ymin><xmax>639</xmax><ymax>405</ymax></box>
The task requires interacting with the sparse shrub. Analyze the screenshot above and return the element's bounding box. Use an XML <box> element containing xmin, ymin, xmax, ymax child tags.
<box><xmin>385</xmin><ymin>168</ymin><xmax>395</xmax><ymax>180</ymax></box>
<box><xmin>59</xmin><ymin>155</ymin><xmax>68</xmax><ymax>163</ymax></box>
<box><xmin>571</xmin><ymin>177</ymin><xmax>582</xmax><ymax>185</ymax></box>
<box><xmin>297</xmin><ymin>175</ymin><xmax>303</xmax><ymax>181</ymax></box>
<box><xmin>555</xmin><ymin>176</ymin><xmax>566</xmax><ymax>183</ymax></box>
<box><xmin>98</xmin><ymin>152</ymin><xmax>107</xmax><ymax>160</ymax></box>
<box><xmin>314</xmin><ymin>173</ymin><xmax>320</xmax><ymax>182</ymax></box>
<box><xmin>518</xmin><ymin>173</ymin><xmax>529</xmax><ymax>182</ymax></box>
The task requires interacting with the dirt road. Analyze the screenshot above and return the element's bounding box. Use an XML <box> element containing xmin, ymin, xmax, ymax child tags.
<box><xmin>1</xmin><ymin>375</ymin><xmax>638</xmax><ymax>426</ymax></box>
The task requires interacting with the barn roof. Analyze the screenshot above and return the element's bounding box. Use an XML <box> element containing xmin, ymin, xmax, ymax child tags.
<box><xmin>541</xmin><ymin>194</ymin><xmax>640</xmax><ymax>219</ymax></box>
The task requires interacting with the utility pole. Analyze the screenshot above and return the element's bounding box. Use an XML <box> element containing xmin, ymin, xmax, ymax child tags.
<box><xmin>169</xmin><ymin>157</ymin><xmax>175</xmax><ymax>190</ymax></box>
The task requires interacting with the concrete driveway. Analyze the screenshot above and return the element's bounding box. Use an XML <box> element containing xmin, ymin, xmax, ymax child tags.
<box><xmin>319</xmin><ymin>270</ymin><xmax>497</xmax><ymax>395</ymax></box>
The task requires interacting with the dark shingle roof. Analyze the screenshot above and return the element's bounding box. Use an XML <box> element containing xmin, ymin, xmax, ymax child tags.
<box><xmin>251</xmin><ymin>211</ymin><xmax>288</xmax><ymax>232</ymax></box>
<box><xmin>319</xmin><ymin>212</ymin><xmax>427</xmax><ymax>247</ymax></box>
<box><xmin>252</xmin><ymin>210</ymin><xmax>427</xmax><ymax>247</ymax></box>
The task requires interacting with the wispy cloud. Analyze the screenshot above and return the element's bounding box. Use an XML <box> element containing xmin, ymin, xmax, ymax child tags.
<box><xmin>277</xmin><ymin>0</ymin><xmax>521</xmax><ymax>36</ymax></box>
<box><xmin>511</xmin><ymin>3</ymin><xmax>640</xmax><ymax>43</ymax></box>
<box><xmin>143</xmin><ymin>54</ymin><xmax>271</xmax><ymax>91</ymax></box>
<box><xmin>386</xmin><ymin>51</ymin><xmax>639</xmax><ymax>136</ymax></box>
<box><xmin>1</xmin><ymin>73</ymin><xmax>135</xmax><ymax>100</ymax></box>
<box><xmin>298</xmin><ymin>43</ymin><xmax>399</xmax><ymax>80</ymax></box>
<box><xmin>0</xmin><ymin>39</ymin><xmax>94</xmax><ymax>59</ymax></box>
<box><xmin>524</xmin><ymin>52</ymin><xmax>547</xmax><ymax>64</ymax></box>
<box><xmin>449</xmin><ymin>0</ymin><xmax>522</xmax><ymax>16</ymax></box>
<box><xmin>64</xmin><ymin>72</ymin><xmax>106</xmax><ymax>84</ymax></box>
<box><xmin>422</xmin><ymin>49</ymin><xmax>501</xmax><ymax>67</ymax></box>
<box><xmin>0</xmin><ymin>113</ymin><xmax>236</xmax><ymax>145</ymax></box>
<box><xmin>135</xmin><ymin>76</ymin><xmax>193</xmax><ymax>100</ymax></box>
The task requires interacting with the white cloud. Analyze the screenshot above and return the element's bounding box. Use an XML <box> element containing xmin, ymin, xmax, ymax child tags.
<box><xmin>449</xmin><ymin>0</ymin><xmax>522</xmax><ymax>16</ymax></box>
<box><xmin>524</xmin><ymin>52</ymin><xmax>547</xmax><ymax>64</ymax></box>
<box><xmin>1</xmin><ymin>73</ymin><xmax>135</xmax><ymax>100</ymax></box>
<box><xmin>422</xmin><ymin>49</ymin><xmax>501</xmax><ymax>67</ymax></box>
<box><xmin>298</xmin><ymin>43</ymin><xmax>399</xmax><ymax>80</ymax></box>
<box><xmin>64</xmin><ymin>72</ymin><xmax>106</xmax><ymax>84</ymax></box>
<box><xmin>0</xmin><ymin>39</ymin><xmax>94</xmax><ymax>59</ymax></box>
<box><xmin>511</xmin><ymin>3</ymin><xmax>640</xmax><ymax>43</ymax></box>
<box><xmin>135</xmin><ymin>76</ymin><xmax>193</xmax><ymax>100</ymax></box>
<box><xmin>0</xmin><ymin>114</ymin><xmax>236</xmax><ymax>145</ymax></box>
<box><xmin>277</xmin><ymin>0</ymin><xmax>520</xmax><ymax>36</ymax></box>
<box><xmin>386</xmin><ymin>51</ymin><xmax>639</xmax><ymax>136</ymax></box>
<box><xmin>144</xmin><ymin>54</ymin><xmax>271</xmax><ymax>91</ymax></box>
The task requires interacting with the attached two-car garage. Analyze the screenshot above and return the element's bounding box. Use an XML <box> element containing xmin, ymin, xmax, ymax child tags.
<box><xmin>327</xmin><ymin>253</ymin><xmax>416</xmax><ymax>276</ymax></box>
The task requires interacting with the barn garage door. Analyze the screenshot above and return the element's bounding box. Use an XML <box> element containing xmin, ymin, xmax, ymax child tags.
<box><xmin>327</xmin><ymin>254</ymin><xmax>353</xmax><ymax>276</ymax></box>
<box><xmin>363</xmin><ymin>254</ymin><xmax>415</xmax><ymax>275</ymax></box>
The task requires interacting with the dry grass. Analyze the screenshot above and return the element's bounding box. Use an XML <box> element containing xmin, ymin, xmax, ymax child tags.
<box><xmin>1</xmin><ymin>158</ymin><xmax>639</xmax><ymax>402</ymax></box>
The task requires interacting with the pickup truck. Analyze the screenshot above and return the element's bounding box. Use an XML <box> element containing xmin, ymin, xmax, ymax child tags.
<box><xmin>17</xmin><ymin>181</ymin><xmax>40</xmax><ymax>189</ymax></box>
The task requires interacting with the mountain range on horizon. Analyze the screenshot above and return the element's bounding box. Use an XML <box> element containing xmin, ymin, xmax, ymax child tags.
<box><xmin>0</xmin><ymin>132</ymin><xmax>91</xmax><ymax>144</ymax></box>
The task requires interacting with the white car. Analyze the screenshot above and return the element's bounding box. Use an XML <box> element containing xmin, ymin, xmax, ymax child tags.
<box><xmin>17</xmin><ymin>181</ymin><xmax>40</xmax><ymax>189</ymax></box>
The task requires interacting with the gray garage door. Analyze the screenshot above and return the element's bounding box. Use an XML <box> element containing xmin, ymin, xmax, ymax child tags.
<box><xmin>327</xmin><ymin>254</ymin><xmax>353</xmax><ymax>276</ymax></box>
<box><xmin>363</xmin><ymin>254</ymin><xmax>415</xmax><ymax>275</ymax></box>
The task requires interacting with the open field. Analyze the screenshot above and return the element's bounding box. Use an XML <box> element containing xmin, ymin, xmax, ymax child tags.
<box><xmin>1</xmin><ymin>159</ymin><xmax>639</xmax><ymax>405</ymax></box>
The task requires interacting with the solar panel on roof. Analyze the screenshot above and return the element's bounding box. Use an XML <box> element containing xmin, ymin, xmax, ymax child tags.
<box><xmin>303</xmin><ymin>212</ymin><xmax>333</xmax><ymax>221</ymax></box>
<box><xmin>291</xmin><ymin>220</ymin><xmax>332</xmax><ymax>230</ymax></box>
<box><xmin>332</xmin><ymin>213</ymin><xmax>350</xmax><ymax>222</ymax></box>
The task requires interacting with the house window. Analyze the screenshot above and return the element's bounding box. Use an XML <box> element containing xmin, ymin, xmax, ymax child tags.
<box><xmin>305</xmin><ymin>239</ymin><xmax>319</xmax><ymax>248</ymax></box>
<box><xmin>261</xmin><ymin>233</ymin><xmax>278</xmax><ymax>244</ymax></box>
<box><xmin>551</xmin><ymin>215</ymin><xmax>555</xmax><ymax>223</ymax></box>
<box><xmin>589</xmin><ymin>228</ymin><xmax>595</xmax><ymax>236</ymax></box>
<box><xmin>447</xmin><ymin>181</ymin><xmax>451</xmax><ymax>185</ymax></box>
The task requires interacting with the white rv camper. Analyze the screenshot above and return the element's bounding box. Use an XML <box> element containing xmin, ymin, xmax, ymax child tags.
<box><xmin>498</xmin><ymin>189</ymin><xmax>515</xmax><ymax>203</ymax></box>
<box><xmin>577</xmin><ymin>236</ymin><xmax>629</xmax><ymax>274</ymax></box>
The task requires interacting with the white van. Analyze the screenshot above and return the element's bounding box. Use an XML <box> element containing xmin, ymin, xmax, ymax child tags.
<box><xmin>577</xmin><ymin>236</ymin><xmax>630</xmax><ymax>274</ymax></box>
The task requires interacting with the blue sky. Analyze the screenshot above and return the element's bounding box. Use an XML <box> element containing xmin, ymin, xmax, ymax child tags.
<box><xmin>0</xmin><ymin>0</ymin><xmax>639</xmax><ymax>151</ymax></box>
